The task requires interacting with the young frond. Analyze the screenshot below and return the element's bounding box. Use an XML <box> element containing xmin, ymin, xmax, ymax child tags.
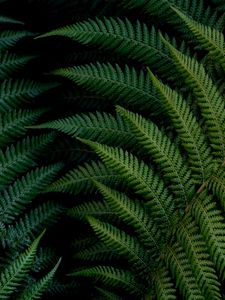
<box><xmin>52</xmin><ymin>63</ymin><xmax>163</xmax><ymax>114</ymax></box>
<box><xmin>93</xmin><ymin>181</ymin><xmax>163</xmax><ymax>257</ymax></box>
<box><xmin>0</xmin><ymin>232</ymin><xmax>44</xmax><ymax>299</ymax></box>
<box><xmin>117</xmin><ymin>105</ymin><xmax>195</xmax><ymax>206</ymax></box>
<box><xmin>0</xmin><ymin>79</ymin><xmax>59</xmax><ymax>113</ymax></box>
<box><xmin>3</xmin><ymin>201</ymin><xmax>65</xmax><ymax>249</ymax></box>
<box><xmin>176</xmin><ymin>215</ymin><xmax>220</xmax><ymax>299</ymax></box>
<box><xmin>69</xmin><ymin>265</ymin><xmax>142</xmax><ymax>295</ymax></box>
<box><xmin>87</xmin><ymin>216</ymin><xmax>151</xmax><ymax>274</ymax></box>
<box><xmin>172</xmin><ymin>7</ymin><xmax>225</xmax><ymax>71</ymax></box>
<box><xmin>146</xmin><ymin>68</ymin><xmax>213</xmax><ymax>183</ymax></box>
<box><xmin>38</xmin><ymin>18</ymin><xmax>176</xmax><ymax>77</ymax></box>
<box><xmin>79</xmin><ymin>138</ymin><xmax>175</xmax><ymax>228</ymax></box>
<box><xmin>0</xmin><ymin>163</ymin><xmax>62</xmax><ymax>224</ymax></box>
<box><xmin>162</xmin><ymin>35</ymin><xmax>225</xmax><ymax>159</ymax></box>
<box><xmin>165</xmin><ymin>243</ymin><xmax>204</xmax><ymax>300</ymax></box>
<box><xmin>47</xmin><ymin>160</ymin><xmax>122</xmax><ymax>195</ymax></box>
<box><xmin>191</xmin><ymin>191</ymin><xmax>225</xmax><ymax>279</ymax></box>
<box><xmin>16</xmin><ymin>258</ymin><xmax>61</xmax><ymax>300</ymax></box>
<box><xmin>0</xmin><ymin>51</ymin><xmax>34</xmax><ymax>79</ymax></box>
<box><xmin>0</xmin><ymin>109</ymin><xmax>46</xmax><ymax>147</ymax></box>
<box><xmin>33</xmin><ymin>111</ymin><xmax>134</xmax><ymax>147</ymax></box>
<box><xmin>0</xmin><ymin>133</ymin><xmax>56</xmax><ymax>191</ymax></box>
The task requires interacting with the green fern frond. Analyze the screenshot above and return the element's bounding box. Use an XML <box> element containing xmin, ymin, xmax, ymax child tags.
<box><xmin>0</xmin><ymin>133</ymin><xmax>56</xmax><ymax>191</ymax></box>
<box><xmin>117</xmin><ymin>105</ymin><xmax>195</xmax><ymax>206</ymax></box>
<box><xmin>0</xmin><ymin>31</ymin><xmax>33</xmax><ymax>50</ymax></box>
<box><xmin>32</xmin><ymin>247</ymin><xmax>58</xmax><ymax>273</ymax></box>
<box><xmin>87</xmin><ymin>216</ymin><xmax>151</xmax><ymax>274</ymax></box>
<box><xmin>176</xmin><ymin>215</ymin><xmax>220</xmax><ymax>299</ymax></box>
<box><xmin>46</xmin><ymin>160</ymin><xmax>122</xmax><ymax>195</ymax></box>
<box><xmin>68</xmin><ymin>199</ymin><xmax>114</xmax><ymax>221</ymax></box>
<box><xmin>154</xmin><ymin>263</ymin><xmax>176</xmax><ymax>300</ymax></box>
<box><xmin>191</xmin><ymin>191</ymin><xmax>225</xmax><ymax>279</ymax></box>
<box><xmin>0</xmin><ymin>163</ymin><xmax>62</xmax><ymax>224</ymax></box>
<box><xmin>161</xmin><ymin>35</ymin><xmax>225</xmax><ymax>159</ymax></box>
<box><xmin>69</xmin><ymin>265</ymin><xmax>142</xmax><ymax>295</ymax></box>
<box><xmin>146</xmin><ymin>68</ymin><xmax>213</xmax><ymax>183</ymax></box>
<box><xmin>0</xmin><ymin>109</ymin><xmax>47</xmax><ymax>147</ymax></box>
<box><xmin>52</xmin><ymin>63</ymin><xmax>162</xmax><ymax>113</ymax></box>
<box><xmin>32</xmin><ymin>111</ymin><xmax>134</xmax><ymax>147</ymax></box>
<box><xmin>3</xmin><ymin>201</ymin><xmax>65</xmax><ymax>249</ymax></box>
<box><xmin>0</xmin><ymin>51</ymin><xmax>35</xmax><ymax>79</ymax></box>
<box><xmin>0</xmin><ymin>232</ymin><xmax>44</xmax><ymax>299</ymax></box>
<box><xmin>165</xmin><ymin>243</ymin><xmax>204</xmax><ymax>300</ymax></box>
<box><xmin>38</xmin><ymin>18</ymin><xmax>175</xmax><ymax>77</ymax></box>
<box><xmin>79</xmin><ymin>138</ymin><xmax>174</xmax><ymax>228</ymax></box>
<box><xmin>0</xmin><ymin>79</ymin><xmax>59</xmax><ymax>113</ymax></box>
<box><xmin>172</xmin><ymin>7</ymin><xmax>225</xmax><ymax>71</ymax></box>
<box><xmin>93</xmin><ymin>181</ymin><xmax>162</xmax><ymax>256</ymax></box>
<box><xmin>0</xmin><ymin>16</ymin><xmax>24</xmax><ymax>25</ymax></box>
<box><xmin>208</xmin><ymin>165</ymin><xmax>225</xmax><ymax>211</ymax></box>
<box><xmin>95</xmin><ymin>287</ymin><xmax>124</xmax><ymax>300</ymax></box>
<box><xmin>16</xmin><ymin>258</ymin><xmax>61</xmax><ymax>300</ymax></box>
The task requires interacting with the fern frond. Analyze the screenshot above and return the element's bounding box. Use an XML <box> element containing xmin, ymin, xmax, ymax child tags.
<box><xmin>172</xmin><ymin>7</ymin><xmax>225</xmax><ymax>71</ymax></box>
<box><xmin>0</xmin><ymin>109</ymin><xmax>46</xmax><ymax>147</ymax></box>
<box><xmin>52</xmin><ymin>63</ymin><xmax>162</xmax><ymax>114</ymax></box>
<box><xmin>3</xmin><ymin>201</ymin><xmax>65</xmax><ymax>249</ymax></box>
<box><xmin>32</xmin><ymin>247</ymin><xmax>58</xmax><ymax>273</ymax></box>
<box><xmin>176</xmin><ymin>215</ymin><xmax>220</xmax><ymax>299</ymax></box>
<box><xmin>191</xmin><ymin>191</ymin><xmax>225</xmax><ymax>279</ymax></box>
<box><xmin>162</xmin><ymin>35</ymin><xmax>225</xmax><ymax>159</ymax></box>
<box><xmin>146</xmin><ymin>68</ymin><xmax>213</xmax><ymax>183</ymax></box>
<box><xmin>117</xmin><ymin>105</ymin><xmax>195</xmax><ymax>206</ymax></box>
<box><xmin>154</xmin><ymin>263</ymin><xmax>176</xmax><ymax>300</ymax></box>
<box><xmin>0</xmin><ymin>163</ymin><xmax>62</xmax><ymax>224</ymax></box>
<box><xmin>0</xmin><ymin>232</ymin><xmax>44</xmax><ymax>299</ymax></box>
<box><xmin>165</xmin><ymin>243</ymin><xmax>204</xmax><ymax>300</ymax></box>
<box><xmin>32</xmin><ymin>111</ymin><xmax>134</xmax><ymax>147</ymax></box>
<box><xmin>16</xmin><ymin>258</ymin><xmax>61</xmax><ymax>300</ymax></box>
<box><xmin>46</xmin><ymin>160</ymin><xmax>122</xmax><ymax>195</ymax></box>
<box><xmin>95</xmin><ymin>287</ymin><xmax>124</xmax><ymax>300</ymax></box>
<box><xmin>0</xmin><ymin>133</ymin><xmax>56</xmax><ymax>191</ymax></box>
<box><xmin>87</xmin><ymin>216</ymin><xmax>151</xmax><ymax>274</ymax></box>
<box><xmin>0</xmin><ymin>79</ymin><xmax>59</xmax><ymax>113</ymax></box>
<box><xmin>0</xmin><ymin>16</ymin><xmax>24</xmax><ymax>25</ymax></box>
<box><xmin>38</xmin><ymin>18</ymin><xmax>175</xmax><ymax>77</ymax></box>
<box><xmin>208</xmin><ymin>165</ymin><xmax>225</xmax><ymax>211</ymax></box>
<box><xmin>79</xmin><ymin>139</ymin><xmax>174</xmax><ymax>228</ymax></box>
<box><xmin>69</xmin><ymin>265</ymin><xmax>142</xmax><ymax>295</ymax></box>
<box><xmin>93</xmin><ymin>181</ymin><xmax>162</xmax><ymax>257</ymax></box>
<box><xmin>0</xmin><ymin>51</ymin><xmax>34</xmax><ymax>79</ymax></box>
<box><xmin>0</xmin><ymin>31</ymin><xmax>33</xmax><ymax>50</ymax></box>
<box><xmin>68</xmin><ymin>199</ymin><xmax>114</xmax><ymax>221</ymax></box>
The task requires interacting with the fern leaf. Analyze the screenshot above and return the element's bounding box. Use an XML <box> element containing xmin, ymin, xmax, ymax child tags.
<box><xmin>0</xmin><ymin>163</ymin><xmax>62</xmax><ymax>224</ymax></box>
<box><xmin>0</xmin><ymin>79</ymin><xmax>59</xmax><ymax>113</ymax></box>
<box><xmin>52</xmin><ymin>63</ymin><xmax>162</xmax><ymax>114</ymax></box>
<box><xmin>0</xmin><ymin>31</ymin><xmax>33</xmax><ymax>50</ymax></box>
<box><xmin>87</xmin><ymin>216</ymin><xmax>151</xmax><ymax>275</ymax></box>
<box><xmin>165</xmin><ymin>243</ymin><xmax>204</xmax><ymax>300</ymax></box>
<box><xmin>46</xmin><ymin>160</ymin><xmax>122</xmax><ymax>195</ymax></box>
<box><xmin>208</xmin><ymin>165</ymin><xmax>225</xmax><ymax>211</ymax></box>
<box><xmin>0</xmin><ymin>51</ymin><xmax>34</xmax><ymax>79</ymax></box>
<box><xmin>146</xmin><ymin>68</ymin><xmax>213</xmax><ymax>183</ymax></box>
<box><xmin>16</xmin><ymin>258</ymin><xmax>61</xmax><ymax>300</ymax></box>
<box><xmin>79</xmin><ymin>138</ymin><xmax>174</xmax><ymax>228</ymax></box>
<box><xmin>95</xmin><ymin>287</ymin><xmax>124</xmax><ymax>300</ymax></box>
<box><xmin>0</xmin><ymin>109</ymin><xmax>46</xmax><ymax>147</ymax></box>
<box><xmin>162</xmin><ymin>35</ymin><xmax>225</xmax><ymax>159</ymax></box>
<box><xmin>32</xmin><ymin>111</ymin><xmax>134</xmax><ymax>147</ymax></box>
<box><xmin>0</xmin><ymin>232</ymin><xmax>44</xmax><ymax>299</ymax></box>
<box><xmin>93</xmin><ymin>181</ymin><xmax>163</xmax><ymax>257</ymax></box>
<box><xmin>176</xmin><ymin>215</ymin><xmax>220</xmax><ymax>299</ymax></box>
<box><xmin>69</xmin><ymin>265</ymin><xmax>142</xmax><ymax>295</ymax></box>
<box><xmin>154</xmin><ymin>263</ymin><xmax>177</xmax><ymax>300</ymax></box>
<box><xmin>0</xmin><ymin>16</ymin><xmax>24</xmax><ymax>25</ymax></box>
<box><xmin>191</xmin><ymin>191</ymin><xmax>225</xmax><ymax>279</ymax></box>
<box><xmin>0</xmin><ymin>133</ymin><xmax>56</xmax><ymax>191</ymax></box>
<box><xmin>172</xmin><ymin>7</ymin><xmax>225</xmax><ymax>71</ymax></box>
<box><xmin>117</xmin><ymin>105</ymin><xmax>195</xmax><ymax>206</ymax></box>
<box><xmin>3</xmin><ymin>201</ymin><xmax>65</xmax><ymax>249</ymax></box>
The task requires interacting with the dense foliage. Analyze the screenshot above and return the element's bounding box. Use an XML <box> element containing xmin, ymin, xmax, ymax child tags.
<box><xmin>1</xmin><ymin>0</ymin><xmax>225</xmax><ymax>299</ymax></box>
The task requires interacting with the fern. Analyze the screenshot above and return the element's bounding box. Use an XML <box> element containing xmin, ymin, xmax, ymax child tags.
<box><xmin>0</xmin><ymin>30</ymin><xmax>33</xmax><ymax>50</ymax></box>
